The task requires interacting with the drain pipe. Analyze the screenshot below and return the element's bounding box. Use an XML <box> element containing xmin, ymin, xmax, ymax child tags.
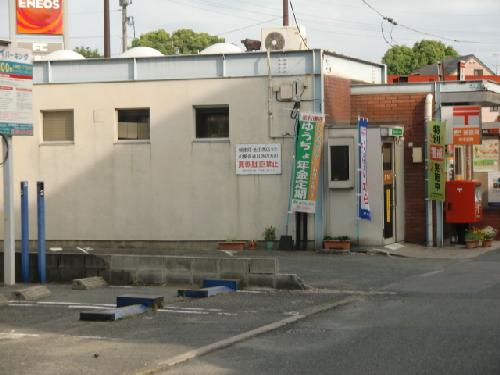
<box><xmin>266</xmin><ymin>48</ymin><xmax>273</xmax><ymax>138</ymax></box>
<box><xmin>425</xmin><ymin>93</ymin><xmax>434</xmax><ymax>247</ymax></box>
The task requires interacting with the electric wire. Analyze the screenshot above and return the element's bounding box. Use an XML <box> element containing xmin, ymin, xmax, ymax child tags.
<box><xmin>0</xmin><ymin>135</ymin><xmax>8</xmax><ymax>167</ymax></box>
<box><xmin>289</xmin><ymin>0</ymin><xmax>310</xmax><ymax>50</ymax></box>
<box><xmin>359</xmin><ymin>0</ymin><xmax>480</xmax><ymax>44</ymax></box>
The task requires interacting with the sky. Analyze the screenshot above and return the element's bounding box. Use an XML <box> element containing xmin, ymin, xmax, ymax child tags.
<box><xmin>2</xmin><ymin>0</ymin><xmax>500</xmax><ymax>71</ymax></box>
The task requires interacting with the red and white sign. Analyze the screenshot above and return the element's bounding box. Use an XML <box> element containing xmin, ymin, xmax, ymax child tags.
<box><xmin>443</xmin><ymin>105</ymin><xmax>482</xmax><ymax>145</ymax></box>
<box><xmin>17</xmin><ymin>0</ymin><xmax>63</xmax><ymax>35</ymax></box>
<box><xmin>236</xmin><ymin>144</ymin><xmax>281</xmax><ymax>175</ymax></box>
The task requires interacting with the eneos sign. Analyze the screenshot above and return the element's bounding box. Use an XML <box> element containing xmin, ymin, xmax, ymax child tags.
<box><xmin>17</xmin><ymin>0</ymin><xmax>63</xmax><ymax>35</ymax></box>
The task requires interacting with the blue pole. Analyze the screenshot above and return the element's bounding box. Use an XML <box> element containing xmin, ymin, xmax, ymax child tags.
<box><xmin>37</xmin><ymin>181</ymin><xmax>46</xmax><ymax>283</ymax></box>
<box><xmin>21</xmin><ymin>181</ymin><xmax>29</xmax><ymax>283</ymax></box>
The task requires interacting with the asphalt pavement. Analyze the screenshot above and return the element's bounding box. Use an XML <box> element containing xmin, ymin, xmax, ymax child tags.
<box><xmin>1</xmin><ymin>245</ymin><xmax>500</xmax><ymax>374</ymax></box>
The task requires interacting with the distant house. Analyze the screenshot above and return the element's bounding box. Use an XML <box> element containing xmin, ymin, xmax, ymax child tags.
<box><xmin>388</xmin><ymin>54</ymin><xmax>498</xmax><ymax>84</ymax></box>
<box><xmin>412</xmin><ymin>54</ymin><xmax>494</xmax><ymax>76</ymax></box>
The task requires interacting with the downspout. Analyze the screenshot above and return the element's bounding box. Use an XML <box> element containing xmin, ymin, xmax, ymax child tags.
<box><xmin>425</xmin><ymin>93</ymin><xmax>433</xmax><ymax>247</ymax></box>
<box><xmin>266</xmin><ymin>49</ymin><xmax>273</xmax><ymax>138</ymax></box>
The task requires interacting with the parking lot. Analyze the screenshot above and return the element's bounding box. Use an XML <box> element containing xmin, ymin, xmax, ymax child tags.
<box><xmin>0</xmin><ymin>282</ymin><xmax>352</xmax><ymax>375</ymax></box>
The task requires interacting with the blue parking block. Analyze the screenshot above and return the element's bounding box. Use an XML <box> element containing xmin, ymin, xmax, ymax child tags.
<box><xmin>116</xmin><ymin>295</ymin><xmax>165</xmax><ymax>309</ymax></box>
<box><xmin>202</xmin><ymin>278</ymin><xmax>240</xmax><ymax>291</ymax></box>
<box><xmin>178</xmin><ymin>286</ymin><xmax>234</xmax><ymax>298</ymax></box>
<box><xmin>80</xmin><ymin>304</ymin><xmax>148</xmax><ymax>322</ymax></box>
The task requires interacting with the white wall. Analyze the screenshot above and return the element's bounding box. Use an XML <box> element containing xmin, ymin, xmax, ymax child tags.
<box><xmin>325</xmin><ymin>128</ymin><xmax>405</xmax><ymax>246</ymax></box>
<box><xmin>6</xmin><ymin>75</ymin><xmax>315</xmax><ymax>241</ymax></box>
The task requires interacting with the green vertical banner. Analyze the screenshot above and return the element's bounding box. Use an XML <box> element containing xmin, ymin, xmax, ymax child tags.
<box><xmin>291</xmin><ymin>112</ymin><xmax>325</xmax><ymax>214</ymax></box>
<box><xmin>428</xmin><ymin>120</ymin><xmax>446</xmax><ymax>201</ymax></box>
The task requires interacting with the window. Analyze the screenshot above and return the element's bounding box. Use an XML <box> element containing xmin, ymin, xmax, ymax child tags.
<box><xmin>117</xmin><ymin>108</ymin><xmax>150</xmax><ymax>141</ymax></box>
<box><xmin>474</xmin><ymin>69</ymin><xmax>484</xmax><ymax>76</ymax></box>
<box><xmin>328</xmin><ymin>137</ymin><xmax>354</xmax><ymax>189</ymax></box>
<box><xmin>42</xmin><ymin>110</ymin><xmax>74</xmax><ymax>142</ymax></box>
<box><xmin>195</xmin><ymin>106</ymin><xmax>229</xmax><ymax>139</ymax></box>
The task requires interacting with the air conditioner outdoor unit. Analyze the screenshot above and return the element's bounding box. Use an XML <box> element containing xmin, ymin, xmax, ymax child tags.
<box><xmin>261</xmin><ymin>26</ymin><xmax>307</xmax><ymax>51</ymax></box>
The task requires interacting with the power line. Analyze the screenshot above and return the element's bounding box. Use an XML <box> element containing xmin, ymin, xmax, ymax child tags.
<box><xmin>289</xmin><ymin>1</ymin><xmax>309</xmax><ymax>49</ymax></box>
<box><xmin>359</xmin><ymin>0</ymin><xmax>480</xmax><ymax>44</ymax></box>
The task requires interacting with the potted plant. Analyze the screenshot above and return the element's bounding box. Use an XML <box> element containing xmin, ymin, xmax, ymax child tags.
<box><xmin>323</xmin><ymin>236</ymin><xmax>351</xmax><ymax>250</ymax></box>
<box><xmin>218</xmin><ymin>238</ymin><xmax>246</xmax><ymax>251</ymax></box>
<box><xmin>481</xmin><ymin>226</ymin><xmax>497</xmax><ymax>247</ymax></box>
<box><xmin>263</xmin><ymin>225</ymin><xmax>276</xmax><ymax>251</ymax></box>
<box><xmin>464</xmin><ymin>228</ymin><xmax>481</xmax><ymax>249</ymax></box>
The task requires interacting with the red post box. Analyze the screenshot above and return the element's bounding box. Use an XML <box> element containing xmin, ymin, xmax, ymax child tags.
<box><xmin>445</xmin><ymin>180</ymin><xmax>482</xmax><ymax>223</ymax></box>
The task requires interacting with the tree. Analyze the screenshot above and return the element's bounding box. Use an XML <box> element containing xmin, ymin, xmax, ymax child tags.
<box><xmin>382</xmin><ymin>40</ymin><xmax>459</xmax><ymax>75</ymax></box>
<box><xmin>381</xmin><ymin>45</ymin><xmax>416</xmax><ymax>75</ymax></box>
<box><xmin>132</xmin><ymin>29</ymin><xmax>225</xmax><ymax>55</ymax></box>
<box><xmin>74</xmin><ymin>46</ymin><xmax>102</xmax><ymax>58</ymax></box>
<box><xmin>411</xmin><ymin>40</ymin><xmax>459</xmax><ymax>68</ymax></box>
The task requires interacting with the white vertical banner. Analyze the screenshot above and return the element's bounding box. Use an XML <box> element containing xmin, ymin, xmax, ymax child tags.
<box><xmin>358</xmin><ymin>117</ymin><xmax>371</xmax><ymax>220</ymax></box>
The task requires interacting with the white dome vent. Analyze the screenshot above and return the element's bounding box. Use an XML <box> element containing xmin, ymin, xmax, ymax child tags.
<box><xmin>200</xmin><ymin>43</ymin><xmax>243</xmax><ymax>55</ymax></box>
<box><xmin>118</xmin><ymin>47</ymin><xmax>164</xmax><ymax>58</ymax></box>
<box><xmin>41</xmin><ymin>50</ymin><xmax>85</xmax><ymax>61</ymax></box>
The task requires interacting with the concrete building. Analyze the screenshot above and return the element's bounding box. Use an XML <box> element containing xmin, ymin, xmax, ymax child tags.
<box><xmin>6</xmin><ymin>48</ymin><xmax>392</xmax><ymax>249</ymax></box>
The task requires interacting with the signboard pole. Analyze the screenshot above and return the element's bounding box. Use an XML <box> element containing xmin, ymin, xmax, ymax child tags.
<box><xmin>3</xmin><ymin>136</ymin><xmax>15</xmax><ymax>285</ymax></box>
<box><xmin>435</xmin><ymin>83</ymin><xmax>444</xmax><ymax>248</ymax></box>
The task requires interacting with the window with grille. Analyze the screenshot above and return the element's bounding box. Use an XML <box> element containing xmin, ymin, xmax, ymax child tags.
<box><xmin>42</xmin><ymin>110</ymin><xmax>74</xmax><ymax>142</ymax></box>
<box><xmin>117</xmin><ymin>108</ymin><xmax>150</xmax><ymax>141</ymax></box>
<box><xmin>195</xmin><ymin>106</ymin><xmax>229</xmax><ymax>139</ymax></box>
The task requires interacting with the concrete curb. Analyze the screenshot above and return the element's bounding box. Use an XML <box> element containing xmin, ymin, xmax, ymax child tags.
<box><xmin>135</xmin><ymin>296</ymin><xmax>361</xmax><ymax>375</ymax></box>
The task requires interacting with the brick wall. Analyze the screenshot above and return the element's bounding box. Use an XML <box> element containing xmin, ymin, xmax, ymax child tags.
<box><xmin>351</xmin><ymin>93</ymin><xmax>429</xmax><ymax>244</ymax></box>
<box><xmin>324</xmin><ymin>75</ymin><xmax>351</xmax><ymax>125</ymax></box>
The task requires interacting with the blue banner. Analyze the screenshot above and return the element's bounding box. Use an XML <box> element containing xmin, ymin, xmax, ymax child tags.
<box><xmin>358</xmin><ymin>117</ymin><xmax>371</xmax><ymax>220</ymax></box>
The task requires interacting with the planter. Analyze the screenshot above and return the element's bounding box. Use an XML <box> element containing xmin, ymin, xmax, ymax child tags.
<box><xmin>482</xmin><ymin>239</ymin><xmax>493</xmax><ymax>247</ymax></box>
<box><xmin>218</xmin><ymin>241</ymin><xmax>246</xmax><ymax>251</ymax></box>
<box><xmin>465</xmin><ymin>239</ymin><xmax>479</xmax><ymax>249</ymax></box>
<box><xmin>265</xmin><ymin>241</ymin><xmax>274</xmax><ymax>251</ymax></box>
<box><xmin>323</xmin><ymin>240</ymin><xmax>351</xmax><ymax>250</ymax></box>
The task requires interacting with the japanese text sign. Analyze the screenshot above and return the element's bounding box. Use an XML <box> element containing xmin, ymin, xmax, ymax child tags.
<box><xmin>428</xmin><ymin>120</ymin><xmax>446</xmax><ymax>201</ymax></box>
<box><xmin>358</xmin><ymin>117</ymin><xmax>371</xmax><ymax>220</ymax></box>
<box><xmin>0</xmin><ymin>46</ymin><xmax>33</xmax><ymax>136</ymax></box>
<box><xmin>443</xmin><ymin>105</ymin><xmax>481</xmax><ymax>145</ymax></box>
<box><xmin>291</xmin><ymin>112</ymin><xmax>325</xmax><ymax>214</ymax></box>
<box><xmin>236</xmin><ymin>144</ymin><xmax>281</xmax><ymax>175</ymax></box>
<box><xmin>17</xmin><ymin>0</ymin><xmax>64</xmax><ymax>35</ymax></box>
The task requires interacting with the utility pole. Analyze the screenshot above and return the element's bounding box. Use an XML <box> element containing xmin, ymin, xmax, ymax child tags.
<box><xmin>283</xmin><ymin>0</ymin><xmax>289</xmax><ymax>26</ymax></box>
<box><xmin>120</xmin><ymin>0</ymin><xmax>132</xmax><ymax>53</ymax></box>
<box><xmin>104</xmin><ymin>0</ymin><xmax>110</xmax><ymax>58</ymax></box>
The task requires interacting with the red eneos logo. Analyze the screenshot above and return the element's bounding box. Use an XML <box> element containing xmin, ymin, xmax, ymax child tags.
<box><xmin>16</xmin><ymin>0</ymin><xmax>63</xmax><ymax>35</ymax></box>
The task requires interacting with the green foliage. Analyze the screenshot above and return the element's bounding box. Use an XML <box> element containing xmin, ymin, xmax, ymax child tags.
<box><xmin>382</xmin><ymin>45</ymin><xmax>416</xmax><ymax>75</ymax></box>
<box><xmin>465</xmin><ymin>229</ymin><xmax>482</xmax><ymax>241</ymax></box>
<box><xmin>412</xmin><ymin>40</ymin><xmax>459</xmax><ymax>68</ymax></box>
<box><xmin>131</xmin><ymin>28</ymin><xmax>225</xmax><ymax>55</ymax></box>
<box><xmin>481</xmin><ymin>226</ymin><xmax>497</xmax><ymax>240</ymax></box>
<box><xmin>382</xmin><ymin>39</ymin><xmax>459</xmax><ymax>75</ymax></box>
<box><xmin>73</xmin><ymin>46</ymin><xmax>102</xmax><ymax>58</ymax></box>
<box><xmin>323</xmin><ymin>235</ymin><xmax>350</xmax><ymax>241</ymax></box>
<box><xmin>263</xmin><ymin>226</ymin><xmax>276</xmax><ymax>241</ymax></box>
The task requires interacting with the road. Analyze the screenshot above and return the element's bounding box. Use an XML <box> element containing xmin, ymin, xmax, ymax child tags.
<box><xmin>1</xmin><ymin>250</ymin><xmax>500</xmax><ymax>374</ymax></box>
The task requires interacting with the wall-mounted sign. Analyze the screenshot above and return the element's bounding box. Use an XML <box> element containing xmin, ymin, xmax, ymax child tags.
<box><xmin>428</xmin><ymin>120</ymin><xmax>446</xmax><ymax>201</ymax></box>
<box><xmin>388</xmin><ymin>127</ymin><xmax>403</xmax><ymax>137</ymax></box>
<box><xmin>487</xmin><ymin>172</ymin><xmax>500</xmax><ymax>207</ymax></box>
<box><xmin>473</xmin><ymin>139</ymin><xmax>499</xmax><ymax>172</ymax></box>
<box><xmin>0</xmin><ymin>46</ymin><xmax>33</xmax><ymax>136</ymax></box>
<box><xmin>236</xmin><ymin>144</ymin><xmax>281</xmax><ymax>175</ymax></box>
<box><xmin>290</xmin><ymin>112</ymin><xmax>325</xmax><ymax>214</ymax></box>
<box><xmin>17</xmin><ymin>0</ymin><xmax>63</xmax><ymax>35</ymax></box>
<box><xmin>443</xmin><ymin>105</ymin><xmax>481</xmax><ymax>145</ymax></box>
